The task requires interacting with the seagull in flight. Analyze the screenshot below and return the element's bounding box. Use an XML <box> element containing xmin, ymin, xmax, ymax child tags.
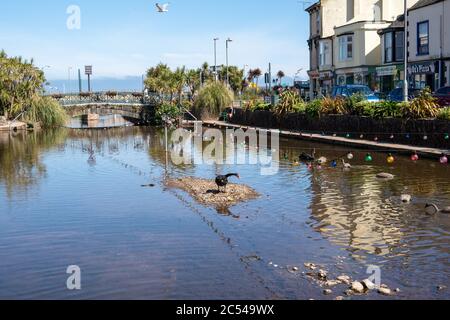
<box><xmin>156</xmin><ymin>3</ymin><xmax>170</xmax><ymax>13</ymax></box>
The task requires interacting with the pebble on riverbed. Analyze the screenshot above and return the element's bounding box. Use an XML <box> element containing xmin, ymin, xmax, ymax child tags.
<box><xmin>378</xmin><ymin>287</ymin><xmax>392</xmax><ymax>296</ymax></box>
<box><xmin>337</xmin><ymin>275</ymin><xmax>352</xmax><ymax>285</ymax></box>
<box><xmin>351</xmin><ymin>281</ymin><xmax>366</xmax><ymax>294</ymax></box>
<box><xmin>165</xmin><ymin>177</ymin><xmax>260</xmax><ymax>208</ymax></box>
<box><xmin>323</xmin><ymin>289</ymin><xmax>333</xmax><ymax>295</ymax></box>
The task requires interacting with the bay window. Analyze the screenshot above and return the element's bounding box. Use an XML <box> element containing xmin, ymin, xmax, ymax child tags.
<box><xmin>385</xmin><ymin>32</ymin><xmax>393</xmax><ymax>63</ymax></box>
<box><xmin>395</xmin><ymin>31</ymin><xmax>404</xmax><ymax>61</ymax></box>
<box><xmin>417</xmin><ymin>21</ymin><xmax>429</xmax><ymax>55</ymax></box>
<box><xmin>339</xmin><ymin>35</ymin><xmax>353</xmax><ymax>61</ymax></box>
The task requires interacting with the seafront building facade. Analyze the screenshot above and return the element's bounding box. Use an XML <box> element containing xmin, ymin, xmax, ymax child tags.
<box><xmin>407</xmin><ymin>0</ymin><xmax>450</xmax><ymax>91</ymax></box>
<box><xmin>306</xmin><ymin>0</ymin><xmax>422</xmax><ymax>98</ymax></box>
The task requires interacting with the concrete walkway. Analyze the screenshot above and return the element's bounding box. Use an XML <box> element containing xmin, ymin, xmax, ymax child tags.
<box><xmin>198</xmin><ymin>120</ymin><xmax>449</xmax><ymax>159</ymax></box>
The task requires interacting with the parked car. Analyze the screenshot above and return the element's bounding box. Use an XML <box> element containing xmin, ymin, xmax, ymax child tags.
<box><xmin>331</xmin><ymin>85</ymin><xmax>380</xmax><ymax>102</ymax></box>
<box><xmin>433</xmin><ymin>87</ymin><xmax>450</xmax><ymax>107</ymax></box>
<box><xmin>387</xmin><ymin>88</ymin><xmax>421</xmax><ymax>102</ymax></box>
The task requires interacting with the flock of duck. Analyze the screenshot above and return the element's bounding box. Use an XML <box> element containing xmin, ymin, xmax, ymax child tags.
<box><xmin>290</xmin><ymin>148</ymin><xmax>450</xmax><ymax>215</ymax></box>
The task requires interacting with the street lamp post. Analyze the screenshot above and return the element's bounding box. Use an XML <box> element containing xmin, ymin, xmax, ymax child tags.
<box><xmin>403</xmin><ymin>0</ymin><xmax>409</xmax><ymax>102</ymax></box>
<box><xmin>226</xmin><ymin>38</ymin><xmax>233</xmax><ymax>87</ymax></box>
<box><xmin>214</xmin><ymin>38</ymin><xmax>219</xmax><ymax>81</ymax></box>
<box><xmin>68</xmin><ymin>66</ymin><xmax>73</xmax><ymax>95</ymax></box>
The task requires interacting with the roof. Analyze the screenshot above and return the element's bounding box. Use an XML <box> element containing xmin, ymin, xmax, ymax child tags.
<box><xmin>305</xmin><ymin>1</ymin><xmax>320</xmax><ymax>12</ymax></box>
<box><xmin>377</xmin><ymin>14</ymin><xmax>405</xmax><ymax>35</ymax></box>
<box><xmin>409</xmin><ymin>0</ymin><xmax>444</xmax><ymax>11</ymax></box>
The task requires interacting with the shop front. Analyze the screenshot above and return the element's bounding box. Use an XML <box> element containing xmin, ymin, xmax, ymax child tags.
<box><xmin>408</xmin><ymin>61</ymin><xmax>440</xmax><ymax>92</ymax></box>
<box><xmin>319</xmin><ymin>71</ymin><xmax>334</xmax><ymax>96</ymax></box>
<box><xmin>374</xmin><ymin>65</ymin><xmax>404</xmax><ymax>95</ymax></box>
<box><xmin>308</xmin><ymin>70</ymin><xmax>320</xmax><ymax>99</ymax></box>
<box><xmin>334</xmin><ymin>67</ymin><xmax>378</xmax><ymax>91</ymax></box>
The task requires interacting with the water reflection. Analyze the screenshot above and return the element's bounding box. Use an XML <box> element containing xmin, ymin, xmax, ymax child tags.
<box><xmin>67</xmin><ymin>114</ymin><xmax>134</xmax><ymax>129</ymax></box>
<box><xmin>0</xmin><ymin>127</ymin><xmax>449</xmax><ymax>299</ymax></box>
<box><xmin>0</xmin><ymin>129</ymin><xmax>67</xmax><ymax>197</ymax></box>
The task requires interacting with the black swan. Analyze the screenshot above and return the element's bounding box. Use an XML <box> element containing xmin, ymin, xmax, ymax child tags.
<box><xmin>300</xmin><ymin>149</ymin><xmax>316</xmax><ymax>162</ymax></box>
<box><xmin>215</xmin><ymin>173</ymin><xmax>240</xmax><ymax>193</ymax></box>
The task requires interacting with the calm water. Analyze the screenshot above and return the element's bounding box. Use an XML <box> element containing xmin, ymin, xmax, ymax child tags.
<box><xmin>0</xmin><ymin>125</ymin><xmax>449</xmax><ymax>300</ymax></box>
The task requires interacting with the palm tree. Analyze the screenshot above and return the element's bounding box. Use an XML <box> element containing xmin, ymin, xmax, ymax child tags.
<box><xmin>277</xmin><ymin>70</ymin><xmax>285</xmax><ymax>86</ymax></box>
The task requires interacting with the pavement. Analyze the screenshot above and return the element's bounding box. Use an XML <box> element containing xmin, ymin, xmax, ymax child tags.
<box><xmin>196</xmin><ymin>120</ymin><xmax>450</xmax><ymax>159</ymax></box>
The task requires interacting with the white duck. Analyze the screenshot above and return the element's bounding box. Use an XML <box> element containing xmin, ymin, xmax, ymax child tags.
<box><xmin>341</xmin><ymin>159</ymin><xmax>352</xmax><ymax>170</ymax></box>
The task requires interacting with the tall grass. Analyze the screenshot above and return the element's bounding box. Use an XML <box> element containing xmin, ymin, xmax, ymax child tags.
<box><xmin>193</xmin><ymin>81</ymin><xmax>234</xmax><ymax>120</ymax></box>
<box><xmin>25</xmin><ymin>96</ymin><xmax>68</xmax><ymax>127</ymax></box>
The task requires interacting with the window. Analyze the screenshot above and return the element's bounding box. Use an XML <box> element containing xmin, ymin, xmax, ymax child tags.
<box><xmin>316</xmin><ymin>13</ymin><xmax>321</xmax><ymax>34</ymax></box>
<box><xmin>395</xmin><ymin>31</ymin><xmax>404</xmax><ymax>61</ymax></box>
<box><xmin>417</xmin><ymin>21</ymin><xmax>429</xmax><ymax>55</ymax></box>
<box><xmin>319</xmin><ymin>42</ymin><xmax>329</xmax><ymax>66</ymax></box>
<box><xmin>385</xmin><ymin>32</ymin><xmax>393</xmax><ymax>63</ymax></box>
<box><xmin>339</xmin><ymin>35</ymin><xmax>353</xmax><ymax>61</ymax></box>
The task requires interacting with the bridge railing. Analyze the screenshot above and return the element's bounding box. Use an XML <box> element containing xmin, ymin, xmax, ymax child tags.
<box><xmin>45</xmin><ymin>92</ymin><xmax>151</xmax><ymax>106</ymax></box>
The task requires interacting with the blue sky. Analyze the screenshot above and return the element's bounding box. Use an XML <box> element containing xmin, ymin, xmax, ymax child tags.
<box><xmin>0</xmin><ymin>0</ymin><xmax>311</xmax><ymax>81</ymax></box>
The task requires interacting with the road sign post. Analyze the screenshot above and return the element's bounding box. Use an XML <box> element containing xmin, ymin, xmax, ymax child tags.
<box><xmin>85</xmin><ymin>66</ymin><xmax>92</xmax><ymax>92</ymax></box>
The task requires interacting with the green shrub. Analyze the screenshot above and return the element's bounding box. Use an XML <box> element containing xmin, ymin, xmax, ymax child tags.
<box><xmin>245</xmin><ymin>100</ymin><xmax>272</xmax><ymax>112</ymax></box>
<box><xmin>438</xmin><ymin>107</ymin><xmax>450</xmax><ymax>120</ymax></box>
<box><xmin>353</xmin><ymin>101</ymin><xmax>377</xmax><ymax>117</ymax></box>
<box><xmin>193</xmin><ymin>81</ymin><xmax>234</xmax><ymax>120</ymax></box>
<box><xmin>24</xmin><ymin>96</ymin><xmax>68</xmax><ymax>128</ymax></box>
<box><xmin>374</xmin><ymin>101</ymin><xmax>403</xmax><ymax>118</ymax></box>
<box><xmin>155</xmin><ymin>103</ymin><xmax>182</xmax><ymax>125</ymax></box>
<box><xmin>320</xmin><ymin>97</ymin><xmax>347</xmax><ymax>115</ymax></box>
<box><xmin>274</xmin><ymin>90</ymin><xmax>304</xmax><ymax>116</ymax></box>
<box><xmin>346</xmin><ymin>93</ymin><xmax>365</xmax><ymax>112</ymax></box>
<box><xmin>305</xmin><ymin>99</ymin><xmax>322</xmax><ymax>118</ymax></box>
<box><xmin>401</xmin><ymin>87</ymin><xmax>439</xmax><ymax>119</ymax></box>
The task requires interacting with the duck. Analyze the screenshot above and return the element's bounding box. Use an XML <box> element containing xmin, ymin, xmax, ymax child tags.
<box><xmin>376</xmin><ymin>172</ymin><xmax>394</xmax><ymax>179</ymax></box>
<box><xmin>341</xmin><ymin>159</ymin><xmax>352</xmax><ymax>169</ymax></box>
<box><xmin>401</xmin><ymin>194</ymin><xmax>412</xmax><ymax>203</ymax></box>
<box><xmin>425</xmin><ymin>203</ymin><xmax>450</xmax><ymax>215</ymax></box>
<box><xmin>215</xmin><ymin>173</ymin><xmax>240</xmax><ymax>193</ymax></box>
<box><xmin>317</xmin><ymin>156</ymin><xmax>328</xmax><ymax>165</ymax></box>
<box><xmin>300</xmin><ymin>149</ymin><xmax>316</xmax><ymax>162</ymax></box>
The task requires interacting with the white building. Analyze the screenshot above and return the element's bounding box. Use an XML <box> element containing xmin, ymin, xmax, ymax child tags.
<box><xmin>407</xmin><ymin>0</ymin><xmax>450</xmax><ymax>91</ymax></box>
<box><xmin>306</xmin><ymin>0</ymin><xmax>421</xmax><ymax>96</ymax></box>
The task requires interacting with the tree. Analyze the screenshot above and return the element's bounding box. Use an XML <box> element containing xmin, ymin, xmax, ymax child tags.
<box><xmin>193</xmin><ymin>81</ymin><xmax>234</xmax><ymax>120</ymax></box>
<box><xmin>185</xmin><ymin>69</ymin><xmax>201</xmax><ymax>100</ymax></box>
<box><xmin>277</xmin><ymin>70</ymin><xmax>285</xmax><ymax>85</ymax></box>
<box><xmin>144</xmin><ymin>63</ymin><xmax>173</xmax><ymax>102</ymax></box>
<box><xmin>219</xmin><ymin>66</ymin><xmax>244</xmax><ymax>93</ymax></box>
<box><xmin>0</xmin><ymin>51</ymin><xmax>46</xmax><ymax>119</ymax></box>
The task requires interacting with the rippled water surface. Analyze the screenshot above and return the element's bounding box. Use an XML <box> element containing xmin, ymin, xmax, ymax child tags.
<box><xmin>0</xmin><ymin>126</ymin><xmax>449</xmax><ymax>300</ymax></box>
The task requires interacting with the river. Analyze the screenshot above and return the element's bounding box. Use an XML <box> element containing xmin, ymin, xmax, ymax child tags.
<box><xmin>0</xmin><ymin>121</ymin><xmax>449</xmax><ymax>300</ymax></box>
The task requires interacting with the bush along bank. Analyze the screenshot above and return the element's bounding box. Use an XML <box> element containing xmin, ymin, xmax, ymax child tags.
<box><xmin>235</xmin><ymin>88</ymin><xmax>450</xmax><ymax>149</ymax></box>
